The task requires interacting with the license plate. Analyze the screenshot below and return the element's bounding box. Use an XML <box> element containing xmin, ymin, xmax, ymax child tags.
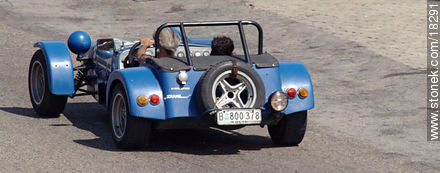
<box><xmin>216</xmin><ymin>109</ymin><xmax>261</xmax><ymax>125</ymax></box>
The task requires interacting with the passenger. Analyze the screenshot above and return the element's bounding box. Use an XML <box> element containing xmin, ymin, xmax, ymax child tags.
<box><xmin>136</xmin><ymin>27</ymin><xmax>180</xmax><ymax>62</ymax></box>
<box><xmin>210</xmin><ymin>36</ymin><xmax>234</xmax><ymax>56</ymax></box>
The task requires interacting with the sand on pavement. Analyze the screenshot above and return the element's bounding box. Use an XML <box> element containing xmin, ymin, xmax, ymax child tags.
<box><xmin>246</xmin><ymin>0</ymin><xmax>426</xmax><ymax>69</ymax></box>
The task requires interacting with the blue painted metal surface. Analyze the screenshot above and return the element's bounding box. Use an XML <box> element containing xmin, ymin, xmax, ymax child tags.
<box><xmin>67</xmin><ymin>31</ymin><xmax>91</xmax><ymax>55</ymax></box>
<box><xmin>278</xmin><ymin>61</ymin><xmax>315</xmax><ymax>114</ymax></box>
<box><xmin>153</xmin><ymin>65</ymin><xmax>288</xmax><ymax>119</ymax></box>
<box><xmin>34</xmin><ymin>41</ymin><xmax>75</xmax><ymax>95</ymax></box>
<box><xmin>106</xmin><ymin>66</ymin><xmax>166</xmax><ymax>120</ymax></box>
<box><xmin>104</xmin><ymin>60</ymin><xmax>314</xmax><ymax>119</ymax></box>
<box><xmin>155</xmin><ymin>69</ymin><xmax>205</xmax><ymax>119</ymax></box>
<box><xmin>95</xmin><ymin>49</ymin><xmax>113</xmax><ymax>71</ymax></box>
<box><xmin>254</xmin><ymin>65</ymin><xmax>283</xmax><ymax>113</ymax></box>
<box><xmin>187</xmin><ymin>38</ymin><xmax>211</xmax><ymax>46</ymax></box>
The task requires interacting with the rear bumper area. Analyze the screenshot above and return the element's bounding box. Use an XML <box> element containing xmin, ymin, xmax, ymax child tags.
<box><xmin>153</xmin><ymin>110</ymin><xmax>284</xmax><ymax>130</ymax></box>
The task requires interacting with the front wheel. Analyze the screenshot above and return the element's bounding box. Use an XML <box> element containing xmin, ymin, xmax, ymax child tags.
<box><xmin>28</xmin><ymin>50</ymin><xmax>67</xmax><ymax>117</ymax></box>
<box><xmin>268</xmin><ymin>111</ymin><xmax>307</xmax><ymax>146</ymax></box>
<box><xmin>110</xmin><ymin>83</ymin><xmax>152</xmax><ymax>149</ymax></box>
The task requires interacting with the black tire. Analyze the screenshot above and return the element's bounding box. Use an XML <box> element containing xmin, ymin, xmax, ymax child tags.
<box><xmin>268</xmin><ymin>111</ymin><xmax>307</xmax><ymax>146</ymax></box>
<box><xmin>110</xmin><ymin>83</ymin><xmax>152</xmax><ymax>149</ymax></box>
<box><xmin>28</xmin><ymin>50</ymin><xmax>68</xmax><ymax>117</ymax></box>
<box><xmin>197</xmin><ymin>60</ymin><xmax>265</xmax><ymax>111</ymax></box>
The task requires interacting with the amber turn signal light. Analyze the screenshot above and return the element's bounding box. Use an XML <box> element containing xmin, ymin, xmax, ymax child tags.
<box><xmin>298</xmin><ymin>88</ymin><xmax>308</xmax><ymax>98</ymax></box>
<box><xmin>137</xmin><ymin>95</ymin><xmax>148</xmax><ymax>106</ymax></box>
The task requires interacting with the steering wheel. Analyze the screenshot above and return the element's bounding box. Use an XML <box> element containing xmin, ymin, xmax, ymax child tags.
<box><xmin>123</xmin><ymin>42</ymin><xmax>141</xmax><ymax>68</ymax></box>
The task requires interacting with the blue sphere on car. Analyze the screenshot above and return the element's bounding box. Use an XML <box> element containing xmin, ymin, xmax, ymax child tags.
<box><xmin>67</xmin><ymin>31</ymin><xmax>91</xmax><ymax>55</ymax></box>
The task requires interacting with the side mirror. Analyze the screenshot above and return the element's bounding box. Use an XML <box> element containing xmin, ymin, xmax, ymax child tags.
<box><xmin>97</xmin><ymin>39</ymin><xmax>115</xmax><ymax>52</ymax></box>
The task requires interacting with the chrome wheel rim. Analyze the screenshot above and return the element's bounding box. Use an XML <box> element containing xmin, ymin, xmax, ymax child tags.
<box><xmin>212</xmin><ymin>71</ymin><xmax>257</xmax><ymax>108</ymax></box>
<box><xmin>112</xmin><ymin>93</ymin><xmax>127</xmax><ymax>140</ymax></box>
<box><xmin>30</xmin><ymin>61</ymin><xmax>45</xmax><ymax>105</ymax></box>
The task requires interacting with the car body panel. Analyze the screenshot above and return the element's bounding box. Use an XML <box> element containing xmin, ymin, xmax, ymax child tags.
<box><xmin>34</xmin><ymin>41</ymin><xmax>75</xmax><ymax>95</ymax></box>
<box><xmin>106</xmin><ymin>66</ymin><xmax>166</xmax><ymax>120</ymax></box>
<box><xmin>98</xmin><ymin>45</ymin><xmax>315</xmax><ymax>120</ymax></box>
<box><xmin>108</xmin><ymin>61</ymin><xmax>311</xmax><ymax>120</ymax></box>
<box><xmin>254</xmin><ymin>66</ymin><xmax>283</xmax><ymax>113</ymax></box>
<box><xmin>155</xmin><ymin>69</ymin><xmax>204</xmax><ymax>118</ymax></box>
<box><xmin>279</xmin><ymin>61</ymin><xmax>315</xmax><ymax>114</ymax></box>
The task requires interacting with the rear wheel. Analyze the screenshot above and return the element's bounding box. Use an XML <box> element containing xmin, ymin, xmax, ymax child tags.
<box><xmin>110</xmin><ymin>83</ymin><xmax>152</xmax><ymax>149</ymax></box>
<box><xmin>28</xmin><ymin>50</ymin><xmax>67</xmax><ymax>117</ymax></box>
<box><xmin>268</xmin><ymin>111</ymin><xmax>307</xmax><ymax>146</ymax></box>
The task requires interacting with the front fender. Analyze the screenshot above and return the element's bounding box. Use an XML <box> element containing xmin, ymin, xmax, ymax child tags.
<box><xmin>279</xmin><ymin>61</ymin><xmax>314</xmax><ymax>114</ymax></box>
<box><xmin>106</xmin><ymin>67</ymin><xmax>166</xmax><ymax>120</ymax></box>
<box><xmin>34</xmin><ymin>41</ymin><xmax>74</xmax><ymax>95</ymax></box>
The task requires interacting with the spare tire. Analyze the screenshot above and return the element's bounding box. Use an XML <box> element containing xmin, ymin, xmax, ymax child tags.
<box><xmin>197</xmin><ymin>60</ymin><xmax>265</xmax><ymax>112</ymax></box>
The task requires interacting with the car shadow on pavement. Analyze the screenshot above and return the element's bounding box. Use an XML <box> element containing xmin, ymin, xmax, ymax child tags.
<box><xmin>63</xmin><ymin>102</ymin><xmax>280</xmax><ymax>155</ymax></box>
<box><xmin>145</xmin><ymin>128</ymin><xmax>275</xmax><ymax>155</ymax></box>
<box><xmin>1</xmin><ymin>103</ymin><xmax>283</xmax><ymax>154</ymax></box>
<box><xmin>62</xmin><ymin>102</ymin><xmax>118</xmax><ymax>151</ymax></box>
<box><xmin>0</xmin><ymin>106</ymin><xmax>55</xmax><ymax>119</ymax></box>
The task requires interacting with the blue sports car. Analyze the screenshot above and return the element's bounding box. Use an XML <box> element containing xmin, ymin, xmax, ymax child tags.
<box><xmin>28</xmin><ymin>20</ymin><xmax>314</xmax><ymax>149</ymax></box>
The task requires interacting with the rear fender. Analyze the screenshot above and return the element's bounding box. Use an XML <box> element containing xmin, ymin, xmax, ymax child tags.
<box><xmin>34</xmin><ymin>41</ymin><xmax>74</xmax><ymax>95</ymax></box>
<box><xmin>106</xmin><ymin>67</ymin><xmax>166</xmax><ymax>120</ymax></box>
<box><xmin>279</xmin><ymin>61</ymin><xmax>314</xmax><ymax>114</ymax></box>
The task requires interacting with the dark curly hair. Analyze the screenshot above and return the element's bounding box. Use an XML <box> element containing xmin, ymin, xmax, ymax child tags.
<box><xmin>210</xmin><ymin>36</ymin><xmax>234</xmax><ymax>56</ymax></box>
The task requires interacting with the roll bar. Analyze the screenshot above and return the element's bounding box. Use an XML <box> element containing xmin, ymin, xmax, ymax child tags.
<box><xmin>154</xmin><ymin>20</ymin><xmax>263</xmax><ymax>66</ymax></box>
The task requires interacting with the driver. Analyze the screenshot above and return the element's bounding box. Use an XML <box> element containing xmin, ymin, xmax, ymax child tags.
<box><xmin>136</xmin><ymin>27</ymin><xmax>180</xmax><ymax>62</ymax></box>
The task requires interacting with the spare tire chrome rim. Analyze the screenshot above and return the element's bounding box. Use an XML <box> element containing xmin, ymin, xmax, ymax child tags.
<box><xmin>30</xmin><ymin>61</ymin><xmax>45</xmax><ymax>105</ymax></box>
<box><xmin>212</xmin><ymin>71</ymin><xmax>257</xmax><ymax>108</ymax></box>
<box><xmin>112</xmin><ymin>93</ymin><xmax>127</xmax><ymax>140</ymax></box>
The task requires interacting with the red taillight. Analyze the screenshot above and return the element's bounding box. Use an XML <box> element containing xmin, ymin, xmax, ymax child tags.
<box><xmin>287</xmin><ymin>88</ymin><xmax>296</xmax><ymax>98</ymax></box>
<box><xmin>150</xmin><ymin>94</ymin><xmax>160</xmax><ymax>105</ymax></box>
